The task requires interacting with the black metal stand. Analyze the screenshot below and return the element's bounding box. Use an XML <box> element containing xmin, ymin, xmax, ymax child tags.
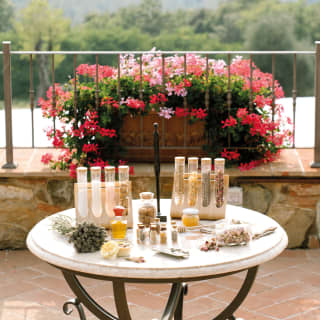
<box><xmin>63</xmin><ymin>298</ymin><xmax>86</xmax><ymax>320</ymax></box>
<box><xmin>153</xmin><ymin>122</ymin><xmax>166</xmax><ymax>222</ymax></box>
<box><xmin>59</xmin><ymin>266</ymin><xmax>258</xmax><ymax>320</ymax></box>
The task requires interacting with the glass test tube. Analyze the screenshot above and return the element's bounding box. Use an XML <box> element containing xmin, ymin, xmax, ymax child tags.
<box><xmin>173</xmin><ymin>156</ymin><xmax>185</xmax><ymax>205</ymax></box>
<box><xmin>214</xmin><ymin>158</ymin><xmax>225</xmax><ymax>208</ymax></box>
<box><xmin>77</xmin><ymin>167</ymin><xmax>88</xmax><ymax>219</ymax></box>
<box><xmin>118</xmin><ymin>166</ymin><xmax>129</xmax><ymax>216</ymax></box>
<box><xmin>104</xmin><ymin>166</ymin><xmax>115</xmax><ymax>217</ymax></box>
<box><xmin>90</xmin><ymin>166</ymin><xmax>102</xmax><ymax>218</ymax></box>
<box><xmin>201</xmin><ymin>158</ymin><xmax>212</xmax><ymax>207</ymax></box>
<box><xmin>188</xmin><ymin>157</ymin><xmax>198</xmax><ymax>207</ymax></box>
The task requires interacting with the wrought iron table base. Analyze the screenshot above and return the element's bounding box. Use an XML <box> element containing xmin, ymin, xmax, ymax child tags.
<box><xmin>59</xmin><ymin>266</ymin><xmax>258</xmax><ymax>320</ymax></box>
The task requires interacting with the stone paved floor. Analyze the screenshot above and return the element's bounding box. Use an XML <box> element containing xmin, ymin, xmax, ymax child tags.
<box><xmin>0</xmin><ymin>249</ymin><xmax>319</xmax><ymax>320</ymax></box>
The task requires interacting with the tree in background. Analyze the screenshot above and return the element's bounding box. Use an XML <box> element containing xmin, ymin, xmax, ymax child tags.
<box><xmin>0</xmin><ymin>0</ymin><xmax>14</xmax><ymax>33</ymax></box>
<box><xmin>1</xmin><ymin>0</ymin><xmax>319</xmax><ymax>100</ymax></box>
<box><xmin>244</xmin><ymin>12</ymin><xmax>313</xmax><ymax>96</ymax></box>
<box><xmin>14</xmin><ymin>0</ymin><xmax>70</xmax><ymax>99</ymax></box>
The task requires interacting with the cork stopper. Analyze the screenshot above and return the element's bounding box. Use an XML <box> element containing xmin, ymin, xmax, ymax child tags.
<box><xmin>201</xmin><ymin>158</ymin><xmax>212</xmax><ymax>172</ymax></box>
<box><xmin>77</xmin><ymin>167</ymin><xmax>87</xmax><ymax>183</ymax></box>
<box><xmin>104</xmin><ymin>166</ymin><xmax>115</xmax><ymax>183</ymax></box>
<box><xmin>215</xmin><ymin>158</ymin><xmax>225</xmax><ymax>165</ymax></box>
<box><xmin>90</xmin><ymin>166</ymin><xmax>101</xmax><ymax>182</ymax></box>
<box><xmin>175</xmin><ymin>156</ymin><xmax>185</xmax><ymax>165</ymax></box>
<box><xmin>214</xmin><ymin>158</ymin><xmax>225</xmax><ymax>173</ymax></box>
<box><xmin>140</xmin><ymin>192</ymin><xmax>154</xmax><ymax>200</ymax></box>
<box><xmin>118</xmin><ymin>165</ymin><xmax>129</xmax><ymax>182</ymax></box>
<box><xmin>175</xmin><ymin>156</ymin><xmax>185</xmax><ymax>173</ymax></box>
<box><xmin>160</xmin><ymin>223</ymin><xmax>167</xmax><ymax>231</ymax></box>
<box><xmin>188</xmin><ymin>157</ymin><xmax>198</xmax><ymax>173</ymax></box>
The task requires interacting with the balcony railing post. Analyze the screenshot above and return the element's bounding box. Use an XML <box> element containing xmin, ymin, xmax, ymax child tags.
<box><xmin>2</xmin><ymin>41</ymin><xmax>17</xmax><ymax>169</ymax></box>
<box><xmin>311</xmin><ymin>41</ymin><xmax>320</xmax><ymax>168</ymax></box>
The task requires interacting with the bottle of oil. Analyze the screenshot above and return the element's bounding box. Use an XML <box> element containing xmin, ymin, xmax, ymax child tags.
<box><xmin>111</xmin><ymin>206</ymin><xmax>127</xmax><ymax>240</ymax></box>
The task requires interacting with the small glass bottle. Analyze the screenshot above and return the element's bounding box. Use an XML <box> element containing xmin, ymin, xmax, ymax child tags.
<box><xmin>188</xmin><ymin>157</ymin><xmax>198</xmax><ymax>207</ymax></box>
<box><xmin>111</xmin><ymin>206</ymin><xmax>127</xmax><ymax>240</ymax></box>
<box><xmin>160</xmin><ymin>224</ymin><xmax>167</xmax><ymax>244</ymax></box>
<box><xmin>138</xmin><ymin>224</ymin><xmax>146</xmax><ymax>243</ymax></box>
<box><xmin>149</xmin><ymin>224</ymin><xmax>158</xmax><ymax>245</ymax></box>
<box><xmin>201</xmin><ymin>158</ymin><xmax>212</xmax><ymax>207</ymax></box>
<box><xmin>138</xmin><ymin>192</ymin><xmax>156</xmax><ymax>227</ymax></box>
<box><xmin>173</xmin><ymin>156</ymin><xmax>185</xmax><ymax>205</ymax></box>
<box><xmin>214</xmin><ymin>158</ymin><xmax>225</xmax><ymax>208</ymax></box>
<box><xmin>90</xmin><ymin>166</ymin><xmax>102</xmax><ymax>218</ymax></box>
<box><xmin>171</xmin><ymin>225</ymin><xmax>178</xmax><ymax>243</ymax></box>
<box><xmin>154</xmin><ymin>217</ymin><xmax>161</xmax><ymax>234</ymax></box>
<box><xmin>136</xmin><ymin>223</ymin><xmax>143</xmax><ymax>239</ymax></box>
<box><xmin>77</xmin><ymin>167</ymin><xmax>88</xmax><ymax>222</ymax></box>
<box><xmin>182</xmin><ymin>208</ymin><xmax>200</xmax><ymax>227</ymax></box>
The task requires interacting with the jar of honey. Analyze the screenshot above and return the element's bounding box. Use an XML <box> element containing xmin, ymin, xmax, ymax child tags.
<box><xmin>182</xmin><ymin>208</ymin><xmax>200</xmax><ymax>227</ymax></box>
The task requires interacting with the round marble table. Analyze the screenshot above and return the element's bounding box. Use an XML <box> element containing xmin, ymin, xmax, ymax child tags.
<box><xmin>27</xmin><ymin>200</ymin><xmax>288</xmax><ymax>320</ymax></box>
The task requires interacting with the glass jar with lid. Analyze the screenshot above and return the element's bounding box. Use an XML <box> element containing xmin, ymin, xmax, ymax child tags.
<box><xmin>182</xmin><ymin>208</ymin><xmax>200</xmax><ymax>227</ymax></box>
<box><xmin>138</xmin><ymin>192</ymin><xmax>156</xmax><ymax>227</ymax></box>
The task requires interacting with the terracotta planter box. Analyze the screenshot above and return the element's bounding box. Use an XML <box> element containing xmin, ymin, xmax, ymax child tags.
<box><xmin>119</xmin><ymin>112</ymin><xmax>207</xmax><ymax>162</ymax></box>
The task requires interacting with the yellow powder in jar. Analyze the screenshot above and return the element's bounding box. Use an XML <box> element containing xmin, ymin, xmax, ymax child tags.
<box><xmin>182</xmin><ymin>208</ymin><xmax>200</xmax><ymax>227</ymax></box>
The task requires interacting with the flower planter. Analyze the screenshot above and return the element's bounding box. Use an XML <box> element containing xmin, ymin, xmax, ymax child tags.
<box><xmin>39</xmin><ymin>55</ymin><xmax>290</xmax><ymax>176</ymax></box>
<box><xmin>119</xmin><ymin>112</ymin><xmax>207</xmax><ymax>162</ymax></box>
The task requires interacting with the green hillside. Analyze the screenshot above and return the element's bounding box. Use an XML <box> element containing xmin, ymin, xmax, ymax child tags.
<box><xmin>10</xmin><ymin>0</ymin><xmax>219</xmax><ymax>23</ymax></box>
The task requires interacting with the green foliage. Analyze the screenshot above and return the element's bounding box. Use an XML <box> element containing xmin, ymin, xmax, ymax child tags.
<box><xmin>15</xmin><ymin>0</ymin><xmax>70</xmax><ymax>51</ymax></box>
<box><xmin>0</xmin><ymin>0</ymin><xmax>14</xmax><ymax>32</ymax></box>
<box><xmin>1</xmin><ymin>0</ymin><xmax>319</xmax><ymax>100</ymax></box>
<box><xmin>244</xmin><ymin>13</ymin><xmax>314</xmax><ymax>96</ymax></box>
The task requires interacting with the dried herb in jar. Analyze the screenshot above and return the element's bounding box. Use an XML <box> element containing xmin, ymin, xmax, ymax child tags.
<box><xmin>188</xmin><ymin>157</ymin><xmax>199</xmax><ymax>207</ymax></box>
<box><xmin>201</xmin><ymin>158</ymin><xmax>211</xmax><ymax>207</ymax></box>
<box><xmin>173</xmin><ymin>156</ymin><xmax>185</xmax><ymax>205</ymax></box>
<box><xmin>214</xmin><ymin>158</ymin><xmax>225</xmax><ymax>208</ymax></box>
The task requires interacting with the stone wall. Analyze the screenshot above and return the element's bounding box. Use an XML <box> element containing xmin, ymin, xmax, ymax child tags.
<box><xmin>235</xmin><ymin>178</ymin><xmax>319</xmax><ymax>248</ymax></box>
<box><xmin>0</xmin><ymin>177</ymin><xmax>73</xmax><ymax>249</ymax></box>
<box><xmin>1</xmin><ymin>175</ymin><xmax>319</xmax><ymax>249</ymax></box>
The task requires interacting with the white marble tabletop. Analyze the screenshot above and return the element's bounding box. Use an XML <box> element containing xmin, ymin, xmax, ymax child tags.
<box><xmin>27</xmin><ymin>200</ymin><xmax>288</xmax><ymax>280</ymax></box>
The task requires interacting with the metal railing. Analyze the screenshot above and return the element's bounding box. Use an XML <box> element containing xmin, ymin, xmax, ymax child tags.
<box><xmin>1</xmin><ymin>41</ymin><xmax>320</xmax><ymax>168</ymax></box>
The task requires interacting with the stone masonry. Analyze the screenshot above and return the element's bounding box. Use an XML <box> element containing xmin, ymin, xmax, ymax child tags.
<box><xmin>0</xmin><ymin>148</ymin><xmax>320</xmax><ymax>249</ymax></box>
<box><xmin>237</xmin><ymin>179</ymin><xmax>318</xmax><ymax>248</ymax></box>
<box><xmin>0</xmin><ymin>177</ymin><xmax>73</xmax><ymax>249</ymax></box>
<box><xmin>0</xmin><ymin>174</ymin><xmax>319</xmax><ymax>249</ymax></box>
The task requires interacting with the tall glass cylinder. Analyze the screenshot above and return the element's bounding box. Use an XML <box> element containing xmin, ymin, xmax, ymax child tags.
<box><xmin>104</xmin><ymin>166</ymin><xmax>115</xmax><ymax>218</ymax></box>
<box><xmin>188</xmin><ymin>157</ymin><xmax>198</xmax><ymax>207</ymax></box>
<box><xmin>77</xmin><ymin>167</ymin><xmax>88</xmax><ymax>220</ymax></box>
<box><xmin>201</xmin><ymin>157</ymin><xmax>211</xmax><ymax>207</ymax></box>
<box><xmin>90</xmin><ymin>166</ymin><xmax>102</xmax><ymax>218</ymax></box>
<box><xmin>173</xmin><ymin>156</ymin><xmax>185</xmax><ymax>205</ymax></box>
<box><xmin>118</xmin><ymin>166</ymin><xmax>129</xmax><ymax>216</ymax></box>
<box><xmin>214</xmin><ymin>158</ymin><xmax>225</xmax><ymax>208</ymax></box>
